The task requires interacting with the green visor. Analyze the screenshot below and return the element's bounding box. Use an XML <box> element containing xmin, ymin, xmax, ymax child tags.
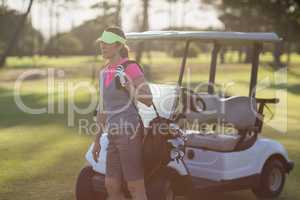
<box><xmin>96</xmin><ymin>31</ymin><xmax>126</xmax><ymax>44</ymax></box>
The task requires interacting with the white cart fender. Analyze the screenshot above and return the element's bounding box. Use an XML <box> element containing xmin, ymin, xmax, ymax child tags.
<box><xmin>182</xmin><ymin>137</ymin><xmax>291</xmax><ymax>181</ymax></box>
<box><xmin>85</xmin><ymin>134</ymin><xmax>189</xmax><ymax>176</ymax></box>
<box><xmin>255</xmin><ymin>138</ymin><xmax>290</xmax><ymax>174</ymax></box>
<box><xmin>85</xmin><ymin>133</ymin><xmax>109</xmax><ymax>174</ymax></box>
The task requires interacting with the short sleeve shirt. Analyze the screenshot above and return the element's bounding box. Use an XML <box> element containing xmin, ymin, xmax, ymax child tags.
<box><xmin>103</xmin><ymin>58</ymin><xmax>143</xmax><ymax>88</ymax></box>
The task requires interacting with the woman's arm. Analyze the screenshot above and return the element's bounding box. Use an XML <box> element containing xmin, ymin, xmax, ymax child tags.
<box><xmin>93</xmin><ymin>69</ymin><xmax>106</xmax><ymax>162</ymax></box>
<box><xmin>121</xmin><ymin>63</ymin><xmax>153</xmax><ymax>107</ymax></box>
<box><xmin>92</xmin><ymin>110</ymin><xmax>106</xmax><ymax>162</ymax></box>
<box><xmin>125</xmin><ymin>76</ymin><xmax>153</xmax><ymax>107</ymax></box>
<box><xmin>95</xmin><ymin>111</ymin><xmax>106</xmax><ymax>141</ymax></box>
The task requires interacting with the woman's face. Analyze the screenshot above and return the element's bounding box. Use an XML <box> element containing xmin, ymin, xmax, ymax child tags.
<box><xmin>100</xmin><ymin>41</ymin><xmax>121</xmax><ymax>59</ymax></box>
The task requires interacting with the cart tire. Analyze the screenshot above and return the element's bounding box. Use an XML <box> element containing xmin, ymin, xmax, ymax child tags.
<box><xmin>75</xmin><ymin>166</ymin><xmax>106</xmax><ymax>200</ymax></box>
<box><xmin>252</xmin><ymin>159</ymin><xmax>286</xmax><ymax>199</ymax></box>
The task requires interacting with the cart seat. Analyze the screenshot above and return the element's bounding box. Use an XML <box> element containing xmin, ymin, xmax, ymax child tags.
<box><xmin>185</xmin><ymin>131</ymin><xmax>241</xmax><ymax>152</ymax></box>
<box><xmin>184</xmin><ymin>95</ymin><xmax>257</xmax><ymax>131</ymax></box>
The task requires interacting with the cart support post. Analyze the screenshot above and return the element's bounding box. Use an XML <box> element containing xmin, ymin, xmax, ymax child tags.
<box><xmin>256</xmin><ymin>102</ymin><xmax>265</xmax><ymax>133</ymax></box>
<box><xmin>178</xmin><ymin>40</ymin><xmax>190</xmax><ymax>86</ymax></box>
<box><xmin>208</xmin><ymin>42</ymin><xmax>220</xmax><ymax>94</ymax></box>
<box><xmin>249</xmin><ymin>43</ymin><xmax>262</xmax><ymax>97</ymax></box>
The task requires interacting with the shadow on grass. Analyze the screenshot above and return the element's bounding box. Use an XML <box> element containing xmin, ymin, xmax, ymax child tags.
<box><xmin>0</xmin><ymin>86</ymin><xmax>95</xmax><ymax>133</ymax></box>
<box><xmin>233</xmin><ymin>79</ymin><xmax>300</xmax><ymax>95</ymax></box>
<box><xmin>0</xmin><ymin>87</ymin><xmax>14</xmax><ymax>96</ymax></box>
<box><xmin>269</xmin><ymin>83</ymin><xmax>300</xmax><ymax>95</ymax></box>
<box><xmin>5</xmin><ymin>63</ymin><xmax>37</xmax><ymax>69</ymax></box>
<box><xmin>287</xmin><ymin>68</ymin><xmax>300</xmax><ymax>79</ymax></box>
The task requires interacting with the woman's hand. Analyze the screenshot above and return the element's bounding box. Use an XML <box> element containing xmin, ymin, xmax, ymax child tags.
<box><xmin>92</xmin><ymin>141</ymin><xmax>101</xmax><ymax>163</ymax></box>
<box><xmin>93</xmin><ymin>111</ymin><xmax>105</xmax><ymax>163</ymax></box>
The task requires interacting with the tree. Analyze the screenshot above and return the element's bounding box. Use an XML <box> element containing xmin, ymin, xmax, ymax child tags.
<box><xmin>70</xmin><ymin>14</ymin><xmax>116</xmax><ymax>55</ymax></box>
<box><xmin>45</xmin><ymin>33</ymin><xmax>82</xmax><ymax>55</ymax></box>
<box><xmin>181</xmin><ymin>0</ymin><xmax>189</xmax><ymax>27</ymax></box>
<box><xmin>201</xmin><ymin>0</ymin><xmax>300</xmax><ymax>68</ymax></box>
<box><xmin>135</xmin><ymin>0</ymin><xmax>149</xmax><ymax>63</ymax></box>
<box><xmin>91</xmin><ymin>0</ymin><xmax>121</xmax><ymax>26</ymax></box>
<box><xmin>166</xmin><ymin>0</ymin><xmax>174</xmax><ymax>27</ymax></box>
<box><xmin>44</xmin><ymin>0</ymin><xmax>79</xmax><ymax>57</ymax></box>
<box><xmin>0</xmin><ymin>5</ymin><xmax>44</xmax><ymax>57</ymax></box>
<box><xmin>0</xmin><ymin>0</ymin><xmax>34</xmax><ymax>67</ymax></box>
<box><xmin>116</xmin><ymin>0</ymin><xmax>122</xmax><ymax>26</ymax></box>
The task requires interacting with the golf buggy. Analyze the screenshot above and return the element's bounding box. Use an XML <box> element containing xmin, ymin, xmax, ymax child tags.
<box><xmin>76</xmin><ymin>31</ymin><xmax>294</xmax><ymax>199</ymax></box>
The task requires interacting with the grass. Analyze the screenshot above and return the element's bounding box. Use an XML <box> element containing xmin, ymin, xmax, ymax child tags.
<box><xmin>5</xmin><ymin>56</ymin><xmax>98</xmax><ymax>69</ymax></box>
<box><xmin>0</xmin><ymin>53</ymin><xmax>299</xmax><ymax>200</ymax></box>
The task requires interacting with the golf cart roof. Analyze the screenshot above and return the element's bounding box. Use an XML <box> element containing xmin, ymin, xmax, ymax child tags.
<box><xmin>126</xmin><ymin>31</ymin><xmax>281</xmax><ymax>43</ymax></box>
<box><xmin>126</xmin><ymin>30</ymin><xmax>280</xmax><ymax>97</ymax></box>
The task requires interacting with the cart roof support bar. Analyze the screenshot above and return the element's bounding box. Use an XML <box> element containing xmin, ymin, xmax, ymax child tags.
<box><xmin>249</xmin><ymin>43</ymin><xmax>262</xmax><ymax>97</ymax></box>
<box><xmin>208</xmin><ymin>42</ymin><xmax>220</xmax><ymax>94</ymax></box>
<box><xmin>178</xmin><ymin>40</ymin><xmax>190</xmax><ymax>86</ymax></box>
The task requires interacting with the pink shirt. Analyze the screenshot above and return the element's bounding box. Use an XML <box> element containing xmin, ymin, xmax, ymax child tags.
<box><xmin>103</xmin><ymin>58</ymin><xmax>143</xmax><ymax>88</ymax></box>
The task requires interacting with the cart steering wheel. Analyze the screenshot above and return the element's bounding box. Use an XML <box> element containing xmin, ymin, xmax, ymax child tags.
<box><xmin>181</xmin><ymin>87</ymin><xmax>206</xmax><ymax>113</ymax></box>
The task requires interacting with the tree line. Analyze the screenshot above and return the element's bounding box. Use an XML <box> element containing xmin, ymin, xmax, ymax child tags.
<box><xmin>1</xmin><ymin>0</ymin><xmax>300</xmax><ymax>68</ymax></box>
<box><xmin>202</xmin><ymin>0</ymin><xmax>300</xmax><ymax>67</ymax></box>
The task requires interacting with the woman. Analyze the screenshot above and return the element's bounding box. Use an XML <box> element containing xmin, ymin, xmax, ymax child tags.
<box><xmin>92</xmin><ymin>27</ymin><xmax>152</xmax><ymax>200</ymax></box>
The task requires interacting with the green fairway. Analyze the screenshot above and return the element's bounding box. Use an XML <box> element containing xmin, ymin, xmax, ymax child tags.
<box><xmin>0</xmin><ymin>54</ymin><xmax>299</xmax><ymax>200</ymax></box>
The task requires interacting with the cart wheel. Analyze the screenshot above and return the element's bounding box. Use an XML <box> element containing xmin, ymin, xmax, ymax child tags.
<box><xmin>75</xmin><ymin>166</ymin><xmax>106</xmax><ymax>200</ymax></box>
<box><xmin>252</xmin><ymin>159</ymin><xmax>286</xmax><ymax>199</ymax></box>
